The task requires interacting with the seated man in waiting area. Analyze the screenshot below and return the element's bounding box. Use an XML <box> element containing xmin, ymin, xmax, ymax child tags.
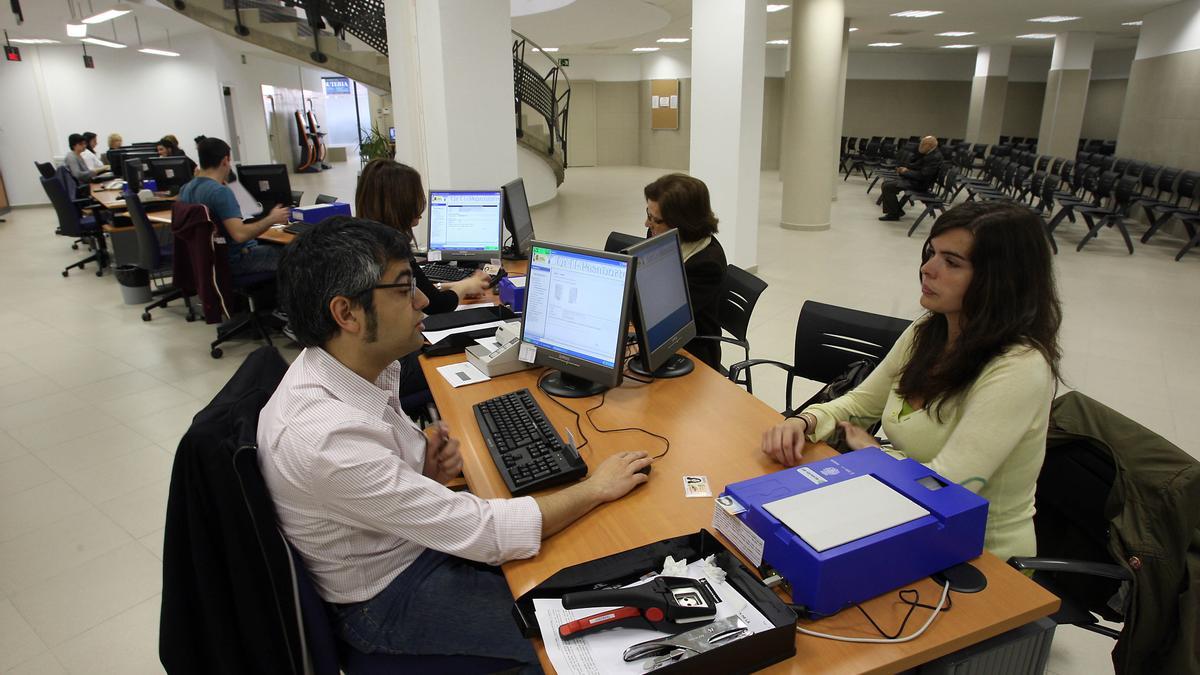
<box><xmin>177</xmin><ymin>137</ymin><xmax>289</xmax><ymax>281</ymax></box>
<box><xmin>258</xmin><ymin>217</ymin><xmax>651</xmax><ymax>669</ymax></box>
<box><xmin>880</xmin><ymin>136</ymin><xmax>944</xmax><ymax>221</ymax></box>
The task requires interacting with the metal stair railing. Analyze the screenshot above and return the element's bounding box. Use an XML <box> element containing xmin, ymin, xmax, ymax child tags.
<box><xmin>512</xmin><ymin>30</ymin><xmax>570</xmax><ymax>167</ymax></box>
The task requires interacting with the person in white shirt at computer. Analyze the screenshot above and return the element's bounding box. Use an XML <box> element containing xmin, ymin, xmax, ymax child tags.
<box><xmin>258</xmin><ymin>217</ymin><xmax>651</xmax><ymax>668</ymax></box>
<box><xmin>80</xmin><ymin>132</ymin><xmax>108</xmax><ymax>174</ymax></box>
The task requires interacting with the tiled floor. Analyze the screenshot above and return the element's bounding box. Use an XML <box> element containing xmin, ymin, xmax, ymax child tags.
<box><xmin>0</xmin><ymin>159</ymin><xmax>1195</xmax><ymax>674</ymax></box>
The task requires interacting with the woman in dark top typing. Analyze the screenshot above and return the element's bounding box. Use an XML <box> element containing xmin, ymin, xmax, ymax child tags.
<box><xmin>355</xmin><ymin>159</ymin><xmax>491</xmax><ymax>312</ymax></box>
<box><xmin>643</xmin><ymin>174</ymin><xmax>728</xmax><ymax>371</ymax></box>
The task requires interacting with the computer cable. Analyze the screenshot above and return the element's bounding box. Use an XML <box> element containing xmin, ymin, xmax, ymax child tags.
<box><xmin>792</xmin><ymin>580</ymin><xmax>951</xmax><ymax>644</ymax></box>
<box><xmin>582</xmin><ymin>392</ymin><xmax>671</xmax><ymax>460</ymax></box>
<box><xmin>621</xmin><ymin>352</ymin><xmax>654</xmax><ymax>384</ymax></box>
<box><xmin>536</xmin><ymin>369</ymin><xmax>590</xmax><ymax>451</ymax></box>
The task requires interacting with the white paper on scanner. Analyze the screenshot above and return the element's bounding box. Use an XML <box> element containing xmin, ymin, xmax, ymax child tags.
<box><xmin>763</xmin><ymin>474</ymin><xmax>930</xmax><ymax>552</ymax></box>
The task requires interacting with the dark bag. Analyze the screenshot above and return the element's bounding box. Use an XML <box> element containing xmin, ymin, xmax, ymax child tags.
<box><xmin>795</xmin><ymin>359</ymin><xmax>879</xmax><ymax>453</ymax></box>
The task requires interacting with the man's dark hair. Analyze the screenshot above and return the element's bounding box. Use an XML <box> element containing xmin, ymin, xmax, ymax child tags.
<box><xmin>68</xmin><ymin>133</ymin><xmax>85</xmax><ymax>149</ymax></box>
<box><xmin>897</xmin><ymin>201</ymin><xmax>1062</xmax><ymax>420</ymax></box>
<box><xmin>82</xmin><ymin>131</ymin><xmax>97</xmax><ymax>142</ymax></box>
<box><xmin>643</xmin><ymin>173</ymin><xmax>719</xmax><ymax>242</ymax></box>
<box><xmin>196</xmin><ymin>137</ymin><xmax>232</xmax><ymax>170</ymax></box>
<box><xmin>277</xmin><ymin>217</ymin><xmax>413</xmax><ymax>348</ymax></box>
<box><xmin>193</xmin><ymin>135</ymin><xmax>207</xmax><ymax>146</ymax></box>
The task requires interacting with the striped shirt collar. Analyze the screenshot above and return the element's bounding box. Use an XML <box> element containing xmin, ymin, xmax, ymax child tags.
<box><xmin>304</xmin><ymin>347</ymin><xmax>402</xmax><ymax>416</ymax></box>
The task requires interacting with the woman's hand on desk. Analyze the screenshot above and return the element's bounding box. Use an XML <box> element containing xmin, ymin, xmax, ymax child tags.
<box><xmin>448</xmin><ymin>271</ymin><xmax>492</xmax><ymax>300</ymax></box>
<box><xmin>423</xmin><ymin>423</ymin><xmax>464</xmax><ymax>485</ymax></box>
<box><xmin>762</xmin><ymin>418</ymin><xmax>812</xmax><ymax>467</ymax></box>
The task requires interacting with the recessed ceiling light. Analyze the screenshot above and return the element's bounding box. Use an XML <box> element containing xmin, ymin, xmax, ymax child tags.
<box><xmin>9</xmin><ymin>38</ymin><xmax>61</xmax><ymax>44</ymax></box>
<box><xmin>531</xmin><ymin>47</ymin><xmax>559</xmax><ymax>52</ymax></box>
<box><xmin>936</xmin><ymin>31</ymin><xmax>974</xmax><ymax>37</ymax></box>
<box><xmin>941</xmin><ymin>44</ymin><xmax>975</xmax><ymax>49</ymax></box>
<box><xmin>139</xmin><ymin>48</ymin><xmax>179</xmax><ymax>57</ymax></box>
<box><xmin>632</xmin><ymin>47</ymin><xmax>660</xmax><ymax>52</ymax></box>
<box><xmin>82</xmin><ymin>4</ymin><xmax>132</xmax><ymax>24</ymax></box>
<box><xmin>1028</xmin><ymin>16</ymin><xmax>1080</xmax><ymax>23</ymax></box>
<box><xmin>766</xmin><ymin>4</ymin><xmax>790</xmax><ymax>12</ymax></box>
<box><xmin>891</xmin><ymin>10</ymin><xmax>943</xmax><ymax>18</ymax></box>
<box><xmin>869</xmin><ymin>42</ymin><xmax>903</xmax><ymax>47</ymax></box>
<box><xmin>67</xmin><ymin>23</ymin><xmax>88</xmax><ymax>38</ymax></box>
<box><xmin>766</xmin><ymin>39</ymin><xmax>789</xmax><ymax>45</ymax></box>
<box><xmin>656</xmin><ymin>38</ymin><xmax>689</xmax><ymax>43</ymax></box>
<box><xmin>80</xmin><ymin>36</ymin><xmax>126</xmax><ymax>48</ymax></box>
<box><xmin>848</xmin><ymin>27</ymin><xmax>858</xmax><ymax>32</ymax></box>
<box><xmin>1017</xmin><ymin>33</ymin><xmax>1057</xmax><ymax>39</ymax></box>
<box><xmin>1122</xmin><ymin>20</ymin><xmax>1143</xmax><ymax>26</ymax></box>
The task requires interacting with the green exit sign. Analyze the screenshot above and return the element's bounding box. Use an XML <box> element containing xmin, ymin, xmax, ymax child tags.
<box><xmin>559</xmin><ymin>58</ymin><xmax>569</xmax><ymax>67</ymax></box>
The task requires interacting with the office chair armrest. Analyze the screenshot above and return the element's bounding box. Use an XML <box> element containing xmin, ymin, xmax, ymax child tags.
<box><xmin>1006</xmin><ymin>556</ymin><xmax>1134</xmax><ymax>582</ymax></box>
<box><xmin>727</xmin><ymin>358</ymin><xmax>793</xmax><ymax>384</ymax></box>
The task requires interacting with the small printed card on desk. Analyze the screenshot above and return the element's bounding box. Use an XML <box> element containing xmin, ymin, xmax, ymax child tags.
<box><xmin>684</xmin><ymin>475</ymin><xmax>711</xmax><ymax>498</ymax></box>
<box><xmin>435</xmin><ymin>362</ymin><xmax>491</xmax><ymax>388</ymax></box>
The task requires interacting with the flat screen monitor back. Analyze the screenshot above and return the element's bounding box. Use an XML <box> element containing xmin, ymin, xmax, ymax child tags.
<box><xmin>520</xmin><ymin>241</ymin><xmax>634</xmax><ymax>398</ymax></box>
<box><xmin>147</xmin><ymin>156</ymin><xmax>193</xmax><ymax>194</ymax></box>
<box><xmin>501</xmin><ymin>178</ymin><xmax>535</xmax><ymax>258</ymax></box>
<box><xmin>237</xmin><ymin>164</ymin><xmax>293</xmax><ymax>213</ymax></box>
<box><xmin>123</xmin><ymin>156</ymin><xmax>153</xmax><ymax>191</ymax></box>
<box><xmin>625</xmin><ymin>229</ymin><xmax>697</xmax><ymax>378</ymax></box>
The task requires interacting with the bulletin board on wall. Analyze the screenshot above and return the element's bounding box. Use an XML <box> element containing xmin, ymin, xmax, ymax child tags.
<box><xmin>650</xmin><ymin>79</ymin><xmax>680</xmax><ymax>130</ymax></box>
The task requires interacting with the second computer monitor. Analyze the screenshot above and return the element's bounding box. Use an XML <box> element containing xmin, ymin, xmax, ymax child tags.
<box><xmin>146</xmin><ymin>156</ymin><xmax>193</xmax><ymax>195</ymax></box>
<box><xmin>237</xmin><ymin>164</ymin><xmax>294</xmax><ymax>213</ymax></box>
<box><xmin>625</xmin><ymin>230</ymin><xmax>697</xmax><ymax>378</ymax></box>
<box><xmin>521</xmin><ymin>241</ymin><xmax>635</xmax><ymax>398</ymax></box>
<box><xmin>123</xmin><ymin>155</ymin><xmax>154</xmax><ymax>191</ymax></box>
<box><xmin>427</xmin><ymin>189</ymin><xmax>504</xmax><ymax>262</ymax></box>
<box><xmin>500</xmin><ymin>178</ymin><xmax>535</xmax><ymax>259</ymax></box>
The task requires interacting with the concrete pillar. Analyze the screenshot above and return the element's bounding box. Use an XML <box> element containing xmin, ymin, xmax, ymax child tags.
<box><xmin>780</xmin><ymin>0</ymin><xmax>844</xmax><ymax>231</ymax></box>
<box><xmin>383</xmin><ymin>0</ymin><xmax>517</xmax><ymax>238</ymax></box>
<box><xmin>689</xmin><ymin>0</ymin><xmax>767</xmax><ymax>269</ymax></box>
<box><xmin>831</xmin><ymin>17</ymin><xmax>850</xmax><ymax>200</ymax></box>
<box><xmin>965</xmin><ymin>45</ymin><xmax>1010</xmax><ymax>145</ymax></box>
<box><xmin>1038</xmin><ymin>32</ymin><xmax>1095</xmax><ymax>158</ymax></box>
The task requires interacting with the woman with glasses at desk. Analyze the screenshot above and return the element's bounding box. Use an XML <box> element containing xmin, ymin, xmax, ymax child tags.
<box><xmin>761</xmin><ymin>202</ymin><xmax>1062</xmax><ymax>561</ymax></box>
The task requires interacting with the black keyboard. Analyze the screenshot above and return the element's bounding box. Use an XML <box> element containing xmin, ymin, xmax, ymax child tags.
<box><xmin>421</xmin><ymin>262</ymin><xmax>474</xmax><ymax>282</ymax></box>
<box><xmin>473</xmin><ymin>389</ymin><xmax>588</xmax><ymax>496</ymax></box>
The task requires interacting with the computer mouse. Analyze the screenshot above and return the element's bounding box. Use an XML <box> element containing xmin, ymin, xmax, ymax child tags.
<box><xmin>635</xmin><ymin>464</ymin><xmax>652</xmax><ymax>476</ymax></box>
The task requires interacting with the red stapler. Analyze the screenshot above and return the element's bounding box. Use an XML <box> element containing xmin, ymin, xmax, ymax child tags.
<box><xmin>557</xmin><ymin>576</ymin><xmax>718</xmax><ymax>641</ymax></box>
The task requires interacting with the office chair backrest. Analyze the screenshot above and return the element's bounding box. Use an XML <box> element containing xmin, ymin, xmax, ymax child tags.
<box><xmin>35</xmin><ymin>161</ymin><xmax>56</xmax><ymax>179</ymax></box>
<box><xmin>1113</xmin><ymin>176</ymin><xmax>1139</xmax><ymax>210</ymax></box>
<box><xmin>1138</xmin><ymin>163</ymin><xmax>1161</xmax><ymax>192</ymax></box>
<box><xmin>1049</xmin><ymin>158</ymin><xmax>1064</xmax><ymax>175</ymax></box>
<box><xmin>315</xmin><ymin>194</ymin><xmax>338</xmax><ymax>205</ymax></box>
<box><xmin>1093</xmin><ymin>171</ymin><xmax>1119</xmax><ymax>200</ymax></box>
<box><xmin>291</xmin><ymin>190</ymin><xmax>304</xmax><ymax>206</ymax></box>
<box><xmin>40</xmin><ymin>175</ymin><xmax>87</xmax><ymax>237</ymax></box>
<box><xmin>603</xmin><ymin>230</ymin><xmax>642</xmax><ymax>253</ymax></box>
<box><xmin>717</xmin><ymin>264</ymin><xmax>768</xmax><ymax>344</ymax></box>
<box><xmin>1111</xmin><ymin>158</ymin><xmax>1130</xmax><ymax>176</ymax></box>
<box><xmin>1156</xmin><ymin>166</ymin><xmax>1181</xmax><ymax>198</ymax></box>
<box><xmin>1177</xmin><ymin>171</ymin><xmax>1199</xmax><ymax>205</ymax></box>
<box><xmin>125</xmin><ymin>192</ymin><xmax>165</xmax><ymax>272</ymax></box>
<box><xmin>791</xmin><ymin>301</ymin><xmax>911</xmax><ymax>385</ymax></box>
<box><xmin>1124</xmin><ymin>160</ymin><xmax>1144</xmax><ymax>178</ymax></box>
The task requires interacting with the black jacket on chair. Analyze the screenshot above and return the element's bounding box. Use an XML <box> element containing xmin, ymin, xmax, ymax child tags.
<box><xmin>683</xmin><ymin>237</ymin><xmax>727</xmax><ymax>371</ymax></box>
<box><xmin>159</xmin><ymin>346</ymin><xmax>300</xmax><ymax>675</ymax></box>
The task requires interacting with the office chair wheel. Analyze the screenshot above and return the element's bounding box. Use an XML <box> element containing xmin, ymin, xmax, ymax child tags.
<box><xmin>210</xmin><ymin>347</ymin><xmax>223</xmax><ymax>359</ymax></box>
<box><xmin>61</xmin><ymin>270</ymin><xmax>69</xmax><ymax>277</ymax></box>
<box><xmin>71</xmin><ymin>244</ymin><xmax>79</xmax><ymax>250</ymax></box>
<box><xmin>142</xmin><ymin>312</ymin><xmax>152</xmax><ymax>322</ymax></box>
<box><xmin>185</xmin><ymin>313</ymin><xmax>197</xmax><ymax>322</ymax></box>
<box><xmin>95</xmin><ymin>269</ymin><xmax>103</xmax><ymax>277</ymax></box>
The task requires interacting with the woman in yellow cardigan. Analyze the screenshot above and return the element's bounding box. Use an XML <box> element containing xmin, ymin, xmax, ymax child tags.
<box><xmin>761</xmin><ymin>201</ymin><xmax>1062</xmax><ymax>560</ymax></box>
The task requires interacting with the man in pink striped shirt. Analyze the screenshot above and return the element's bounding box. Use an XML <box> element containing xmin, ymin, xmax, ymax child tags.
<box><xmin>259</xmin><ymin>218</ymin><xmax>651</xmax><ymax>669</ymax></box>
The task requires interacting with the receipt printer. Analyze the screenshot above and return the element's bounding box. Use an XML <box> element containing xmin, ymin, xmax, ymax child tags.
<box><xmin>290</xmin><ymin>201</ymin><xmax>351</xmax><ymax>223</ymax></box>
<box><xmin>715</xmin><ymin>448</ymin><xmax>987</xmax><ymax>617</ymax></box>
<box><xmin>498</xmin><ymin>275</ymin><xmax>527</xmax><ymax>312</ymax></box>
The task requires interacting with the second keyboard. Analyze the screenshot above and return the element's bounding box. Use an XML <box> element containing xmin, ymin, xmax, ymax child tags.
<box><xmin>473</xmin><ymin>388</ymin><xmax>587</xmax><ymax>496</ymax></box>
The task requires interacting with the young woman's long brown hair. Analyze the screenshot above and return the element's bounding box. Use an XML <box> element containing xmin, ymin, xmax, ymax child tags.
<box><xmin>897</xmin><ymin>201</ymin><xmax>1062</xmax><ymax>420</ymax></box>
<box><xmin>355</xmin><ymin>159</ymin><xmax>426</xmax><ymax>244</ymax></box>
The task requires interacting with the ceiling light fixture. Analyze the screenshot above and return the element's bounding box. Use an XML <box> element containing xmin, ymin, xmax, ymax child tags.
<box><xmin>632</xmin><ymin>47</ymin><xmax>660</xmax><ymax>52</ymax></box>
<box><xmin>1017</xmin><ymin>33</ymin><xmax>1057</xmax><ymax>39</ymax></box>
<box><xmin>766</xmin><ymin>4</ymin><xmax>790</xmax><ymax>12</ymax></box>
<box><xmin>656</xmin><ymin>38</ymin><xmax>689</xmax><ymax>43</ymax></box>
<box><xmin>936</xmin><ymin>31</ymin><xmax>974</xmax><ymax>37</ymax></box>
<box><xmin>135</xmin><ymin>17</ymin><xmax>179</xmax><ymax>56</ymax></box>
<box><xmin>82</xmin><ymin>2</ymin><xmax>132</xmax><ymax>24</ymax></box>
<box><xmin>1028</xmin><ymin>16</ymin><xmax>1080</xmax><ymax>23</ymax></box>
<box><xmin>10</xmin><ymin>38</ymin><xmax>62</xmax><ymax>44</ymax></box>
<box><xmin>848</xmin><ymin>27</ymin><xmax>858</xmax><ymax>32</ymax></box>
<box><xmin>766</xmin><ymin>39</ymin><xmax>789</xmax><ymax>45</ymax></box>
<box><xmin>940</xmin><ymin>44</ymin><xmax>975</xmax><ymax>49</ymax></box>
<box><xmin>891</xmin><ymin>10</ymin><xmax>943</xmax><ymax>18</ymax></box>
<box><xmin>869</xmin><ymin>42</ymin><xmax>902</xmax><ymax>47</ymax></box>
<box><xmin>80</xmin><ymin>36</ymin><xmax>125</xmax><ymax>48</ymax></box>
<box><xmin>1122</xmin><ymin>20</ymin><xmax>1143</xmax><ymax>26</ymax></box>
<box><xmin>531</xmin><ymin>47</ymin><xmax>558</xmax><ymax>52</ymax></box>
<box><xmin>66</xmin><ymin>0</ymin><xmax>87</xmax><ymax>38</ymax></box>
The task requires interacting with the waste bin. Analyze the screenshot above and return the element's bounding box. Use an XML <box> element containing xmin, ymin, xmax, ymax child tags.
<box><xmin>115</xmin><ymin>265</ymin><xmax>152</xmax><ymax>305</ymax></box>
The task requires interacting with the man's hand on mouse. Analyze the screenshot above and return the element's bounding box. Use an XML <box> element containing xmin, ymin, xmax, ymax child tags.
<box><xmin>584</xmin><ymin>451</ymin><xmax>652</xmax><ymax>503</ymax></box>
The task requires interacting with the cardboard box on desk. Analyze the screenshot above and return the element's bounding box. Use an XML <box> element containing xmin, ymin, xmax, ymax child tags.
<box><xmin>513</xmin><ymin>529</ymin><xmax>797</xmax><ymax>674</ymax></box>
<box><xmin>290</xmin><ymin>202</ymin><xmax>351</xmax><ymax>223</ymax></box>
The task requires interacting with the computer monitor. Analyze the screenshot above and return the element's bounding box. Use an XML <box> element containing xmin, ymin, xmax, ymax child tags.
<box><xmin>500</xmin><ymin>178</ymin><xmax>535</xmax><ymax>260</ymax></box>
<box><xmin>123</xmin><ymin>155</ymin><xmax>154</xmax><ymax>191</ymax></box>
<box><xmin>520</xmin><ymin>241</ymin><xmax>635</xmax><ymax>398</ymax></box>
<box><xmin>426</xmin><ymin>189</ymin><xmax>504</xmax><ymax>263</ymax></box>
<box><xmin>146</xmin><ymin>156</ymin><xmax>193</xmax><ymax>195</ymax></box>
<box><xmin>237</xmin><ymin>163</ymin><xmax>294</xmax><ymax>214</ymax></box>
<box><xmin>624</xmin><ymin>230</ymin><xmax>697</xmax><ymax>378</ymax></box>
<box><xmin>110</xmin><ymin>149</ymin><xmax>155</xmax><ymax>179</ymax></box>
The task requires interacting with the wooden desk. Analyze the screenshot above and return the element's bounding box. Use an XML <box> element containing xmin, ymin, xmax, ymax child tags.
<box><xmin>89</xmin><ymin>185</ymin><xmax>174</xmax><ymax>212</ymax></box>
<box><xmin>420</xmin><ymin>355</ymin><xmax>1059</xmax><ymax>674</ymax></box>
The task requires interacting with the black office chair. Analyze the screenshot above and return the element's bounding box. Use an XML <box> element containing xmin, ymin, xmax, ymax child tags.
<box><xmin>291</xmin><ymin>190</ymin><xmax>304</xmax><ymax>206</ymax></box>
<box><xmin>35</xmin><ymin>161</ymin><xmax>56</xmax><ymax>179</ymax></box>
<box><xmin>1008</xmin><ymin>392</ymin><xmax>1200</xmax><ymax>674</ymax></box>
<box><xmin>691</xmin><ymin>264</ymin><xmax>769</xmax><ymax>391</ymax></box>
<box><xmin>125</xmin><ymin>191</ymin><xmax>197</xmax><ymax>321</ymax></box>
<box><xmin>41</xmin><ymin>175</ymin><xmax>109</xmax><ymax>277</ymax></box>
<box><xmin>315</xmin><ymin>194</ymin><xmax>338</xmax><ymax>205</ymax></box>
<box><xmin>729</xmin><ymin>301</ymin><xmax>910</xmax><ymax>415</ymax></box>
<box><xmin>603</xmin><ymin>230</ymin><xmax>643</xmax><ymax>253</ymax></box>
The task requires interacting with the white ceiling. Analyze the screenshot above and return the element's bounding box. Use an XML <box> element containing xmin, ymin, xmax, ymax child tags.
<box><xmin>512</xmin><ymin>0</ymin><xmax>1174</xmax><ymax>55</ymax></box>
<box><xmin>0</xmin><ymin>0</ymin><xmax>205</xmax><ymax>46</ymax></box>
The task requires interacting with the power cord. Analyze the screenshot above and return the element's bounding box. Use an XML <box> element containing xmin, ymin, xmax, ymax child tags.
<box><xmin>536</xmin><ymin>369</ymin><xmax>590</xmax><ymax>451</ymax></box>
<box><xmin>793</xmin><ymin>581</ymin><xmax>952</xmax><ymax>644</ymax></box>
<box><xmin>582</xmin><ymin>392</ymin><xmax>671</xmax><ymax>460</ymax></box>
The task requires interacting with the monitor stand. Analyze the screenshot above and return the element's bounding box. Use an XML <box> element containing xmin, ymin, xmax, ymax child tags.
<box><xmin>501</xmin><ymin>244</ymin><xmax>526</xmax><ymax>261</ymax></box>
<box><xmin>539</xmin><ymin>370</ymin><xmax>608</xmax><ymax>398</ymax></box>
<box><xmin>628</xmin><ymin>353</ymin><xmax>694</xmax><ymax>379</ymax></box>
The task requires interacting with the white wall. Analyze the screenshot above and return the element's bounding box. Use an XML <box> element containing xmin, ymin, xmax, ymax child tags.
<box><xmin>0</xmin><ymin>49</ymin><xmax>59</xmax><ymax>207</ymax></box>
<box><xmin>556</xmin><ymin>53</ymin><xmax>643</xmax><ymax>81</ymax></box>
<box><xmin>1136</xmin><ymin>0</ymin><xmax>1200</xmax><ymax>60</ymax></box>
<box><xmin>846</xmin><ymin>51</ymin><xmax>974</xmax><ymax>81</ymax></box>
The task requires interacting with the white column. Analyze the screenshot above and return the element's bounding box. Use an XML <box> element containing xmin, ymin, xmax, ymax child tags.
<box><xmin>831</xmin><ymin>17</ymin><xmax>850</xmax><ymax>200</ymax></box>
<box><xmin>384</xmin><ymin>0</ymin><xmax>517</xmax><ymax>192</ymax></box>
<box><xmin>1038</xmin><ymin>32</ymin><xmax>1095</xmax><ymax>158</ymax></box>
<box><xmin>780</xmin><ymin>0</ymin><xmax>844</xmax><ymax>231</ymax></box>
<box><xmin>964</xmin><ymin>45</ymin><xmax>1010</xmax><ymax>145</ymax></box>
<box><xmin>689</xmin><ymin>0</ymin><xmax>767</xmax><ymax>270</ymax></box>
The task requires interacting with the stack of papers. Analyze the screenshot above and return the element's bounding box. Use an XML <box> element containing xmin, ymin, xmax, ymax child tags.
<box><xmin>763</xmin><ymin>474</ymin><xmax>930</xmax><ymax>552</ymax></box>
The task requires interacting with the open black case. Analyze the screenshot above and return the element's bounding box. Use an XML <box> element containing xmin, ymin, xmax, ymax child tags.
<box><xmin>513</xmin><ymin>529</ymin><xmax>798</xmax><ymax>674</ymax></box>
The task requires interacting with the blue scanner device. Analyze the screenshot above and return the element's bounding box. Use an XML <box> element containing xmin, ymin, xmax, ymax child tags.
<box><xmin>721</xmin><ymin>448</ymin><xmax>987</xmax><ymax>617</ymax></box>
